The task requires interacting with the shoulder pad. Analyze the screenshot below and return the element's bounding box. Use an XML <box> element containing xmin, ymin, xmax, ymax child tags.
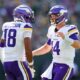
<box><xmin>2</xmin><ymin>22</ymin><xmax>10</xmax><ymax>30</ymax></box>
<box><xmin>68</xmin><ymin>25</ymin><xmax>79</xmax><ymax>35</ymax></box>
<box><xmin>20</xmin><ymin>22</ymin><xmax>32</xmax><ymax>28</ymax></box>
<box><xmin>24</xmin><ymin>23</ymin><xmax>32</xmax><ymax>28</ymax></box>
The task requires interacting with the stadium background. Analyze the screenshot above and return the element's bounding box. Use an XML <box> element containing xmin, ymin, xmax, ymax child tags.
<box><xmin>0</xmin><ymin>0</ymin><xmax>80</xmax><ymax>80</ymax></box>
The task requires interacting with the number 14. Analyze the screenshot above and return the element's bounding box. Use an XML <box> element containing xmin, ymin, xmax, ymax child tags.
<box><xmin>52</xmin><ymin>41</ymin><xmax>60</xmax><ymax>55</ymax></box>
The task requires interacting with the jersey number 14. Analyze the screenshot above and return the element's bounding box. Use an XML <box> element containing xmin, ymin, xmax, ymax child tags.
<box><xmin>53</xmin><ymin>41</ymin><xmax>60</xmax><ymax>55</ymax></box>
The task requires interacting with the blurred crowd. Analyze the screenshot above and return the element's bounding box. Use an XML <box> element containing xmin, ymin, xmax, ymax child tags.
<box><xmin>0</xmin><ymin>0</ymin><xmax>80</xmax><ymax>79</ymax></box>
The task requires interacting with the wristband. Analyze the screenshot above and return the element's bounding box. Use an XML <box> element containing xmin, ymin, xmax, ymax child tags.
<box><xmin>28</xmin><ymin>61</ymin><xmax>34</xmax><ymax>66</ymax></box>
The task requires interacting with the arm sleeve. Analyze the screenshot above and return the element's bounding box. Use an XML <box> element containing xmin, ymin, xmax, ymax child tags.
<box><xmin>47</xmin><ymin>27</ymin><xmax>52</xmax><ymax>38</ymax></box>
<box><xmin>68</xmin><ymin>25</ymin><xmax>79</xmax><ymax>40</ymax></box>
<box><xmin>69</xmin><ymin>33</ymin><xmax>79</xmax><ymax>40</ymax></box>
<box><xmin>68</xmin><ymin>25</ymin><xmax>79</xmax><ymax>36</ymax></box>
<box><xmin>47</xmin><ymin>38</ymin><xmax>52</xmax><ymax>45</ymax></box>
<box><xmin>23</xmin><ymin>24</ymin><xmax>33</xmax><ymax>38</ymax></box>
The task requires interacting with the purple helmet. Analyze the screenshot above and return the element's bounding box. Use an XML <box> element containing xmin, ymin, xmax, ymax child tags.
<box><xmin>13</xmin><ymin>4</ymin><xmax>34</xmax><ymax>22</ymax></box>
<box><xmin>49</xmin><ymin>5</ymin><xmax>68</xmax><ymax>24</ymax></box>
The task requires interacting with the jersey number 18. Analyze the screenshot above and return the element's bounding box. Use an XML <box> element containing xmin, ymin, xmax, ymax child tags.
<box><xmin>4</xmin><ymin>29</ymin><xmax>16</xmax><ymax>47</ymax></box>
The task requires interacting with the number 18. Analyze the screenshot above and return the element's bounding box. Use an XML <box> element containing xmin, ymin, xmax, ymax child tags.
<box><xmin>4</xmin><ymin>29</ymin><xmax>17</xmax><ymax>47</ymax></box>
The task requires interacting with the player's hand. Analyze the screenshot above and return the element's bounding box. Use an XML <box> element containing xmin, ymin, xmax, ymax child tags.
<box><xmin>29</xmin><ymin>66</ymin><xmax>35</xmax><ymax>78</ymax></box>
<box><xmin>57</xmin><ymin>32</ymin><xmax>74</xmax><ymax>45</ymax></box>
<box><xmin>28</xmin><ymin>61</ymin><xmax>35</xmax><ymax>78</ymax></box>
<box><xmin>57</xmin><ymin>32</ymin><xmax>65</xmax><ymax>39</ymax></box>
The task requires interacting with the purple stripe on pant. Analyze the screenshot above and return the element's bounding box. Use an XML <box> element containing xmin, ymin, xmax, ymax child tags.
<box><xmin>3</xmin><ymin>61</ymin><xmax>32</xmax><ymax>80</ymax></box>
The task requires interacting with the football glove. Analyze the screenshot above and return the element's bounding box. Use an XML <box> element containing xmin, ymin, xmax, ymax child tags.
<box><xmin>28</xmin><ymin>61</ymin><xmax>35</xmax><ymax>78</ymax></box>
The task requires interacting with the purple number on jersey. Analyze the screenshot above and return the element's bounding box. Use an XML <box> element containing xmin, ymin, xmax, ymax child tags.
<box><xmin>52</xmin><ymin>41</ymin><xmax>60</xmax><ymax>55</ymax></box>
<box><xmin>4</xmin><ymin>29</ymin><xmax>16</xmax><ymax>47</ymax></box>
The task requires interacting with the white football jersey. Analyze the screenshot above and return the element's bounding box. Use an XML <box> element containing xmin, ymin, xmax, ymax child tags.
<box><xmin>47</xmin><ymin>24</ymin><xmax>79</xmax><ymax>67</ymax></box>
<box><xmin>1</xmin><ymin>21</ymin><xmax>32</xmax><ymax>62</ymax></box>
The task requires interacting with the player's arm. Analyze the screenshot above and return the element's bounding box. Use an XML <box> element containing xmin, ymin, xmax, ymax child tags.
<box><xmin>67</xmin><ymin>26</ymin><xmax>80</xmax><ymax>48</ymax></box>
<box><xmin>23</xmin><ymin>24</ymin><xmax>33</xmax><ymax>63</ymax></box>
<box><xmin>66</xmin><ymin>26</ymin><xmax>80</xmax><ymax>48</ymax></box>
<box><xmin>33</xmin><ymin>26</ymin><xmax>53</xmax><ymax>56</ymax></box>
<box><xmin>0</xmin><ymin>24</ymin><xmax>5</xmax><ymax>47</ymax></box>
<box><xmin>69</xmin><ymin>33</ymin><xmax>80</xmax><ymax>48</ymax></box>
<box><xmin>0</xmin><ymin>39</ymin><xmax>5</xmax><ymax>47</ymax></box>
<box><xmin>71</xmin><ymin>40</ymin><xmax>80</xmax><ymax>48</ymax></box>
<box><xmin>57</xmin><ymin>30</ymin><xmax>80</xmax><ymax>48</ymax></box>
<box><xmin>24</xmin><ymin>37</ymin><xmax>33</xmax><ymax>63</ymax></box>
<box><xmin>23</xmin><ymin>24</ymin><xmax>35</xmax><ymax>78</ymax></box>
<box><xmin>32</xmin><ymin>39</ymin><xmax>52</xmax><ymax>56</ymax></box>
<box><xmin>0</xmin><ymin>26</ymin><xmax>5</xmax><ymax>47</ymax></box>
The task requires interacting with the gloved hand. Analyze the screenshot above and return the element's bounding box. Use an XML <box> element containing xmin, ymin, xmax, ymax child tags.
<box><xmin>29</xmin><ymin>66</ymin><xmax>35</xmax><ymax>78</ymax></box>
<box><xmin>28</xmin><ymin>61</ymin><xmax>35</xmax><ymax>78</ymax></box>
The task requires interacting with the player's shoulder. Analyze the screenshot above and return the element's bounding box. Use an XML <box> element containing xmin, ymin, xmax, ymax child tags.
<box><xmin>2</xmin><ymin>22</ymin><xmax>10</xmax><ymax>26</ymax></box>
<box><xmin>20</xmin><ymin>22</ymin><xmax>32</xmax><ymax>29</ymax></box>
<box><xmin>48</xmin><ymin>24</ymin><xmax>56</xmax><ymax>32</ymax></box>
<box><xmin>19</xmin><ymin>22</ymin><xmax>33</xmax><ymax>32</ymax></box>
<box><xmin>47</xmin><ymin>24</ymin><xmax>56</xmax><ymax>38</ymax></box>
<box><xmin>61</xmin><ymin>24</ymin><xmax>77</xmax><ymax>31</ymax></box>
<box><xmin>2</xmin><ymin>21</ymin><xmax>12</xmax><ymax>29</ymax></box>
<box><xmin>67</xmin><ymin>24</ymin><xmax>77</xmax><ymax>30</ymax></box>
<box><xmin>66</xmin><ymin>24</ymin><xmax>78</xmax><ymax>32</ymax></box>
<box><xmin>66</xmin><ymin>24</ymin><xmax>79</xmax><ymax>35</ymax></box>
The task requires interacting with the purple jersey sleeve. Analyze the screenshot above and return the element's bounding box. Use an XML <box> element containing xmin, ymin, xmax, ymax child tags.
<box><xmin>68</xmin><ymin>25</ymin><xmax>79</xmax><ymax>36</ymax></box>
<box><xmin>69</xmin><ymin>33</ymin><xmax>78</xmax><ymax>40</ymax></box>
<box><xmin>47</xmin><ymin>38</ymin><xmax>52</xmax><ymax>45</ymax></box>
<box><xmin>23</xmin><ymin>24</ymin><xmax>32</xmax><ymax>38</ymax></box>
<box><xmin>24</xmin><ymin>24</ymin><xmax>32</xmax><ymax>28</ymax></box>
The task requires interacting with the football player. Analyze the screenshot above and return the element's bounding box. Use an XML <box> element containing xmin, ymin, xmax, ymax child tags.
<box><xmin>0</xmin><ymin>4</ymin><xmax>35</xmax><ymax>80</ymax></box>
<box><xmin>32</xmin><ymin>5</ymin><xmax>80</xmax><ymax>80</ymax></box>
